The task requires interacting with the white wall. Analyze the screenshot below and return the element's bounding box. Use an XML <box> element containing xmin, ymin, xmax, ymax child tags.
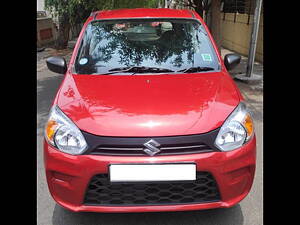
<box><xmin>37</xmin><ymin>0</ymin><xmax>44</xmax><ymax>11</ymax></box>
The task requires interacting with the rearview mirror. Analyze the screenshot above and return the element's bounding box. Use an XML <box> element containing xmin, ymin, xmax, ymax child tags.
<box><xmin>224</xmin><ymin>54</ymin><xmax>241</xmax><ymax>71</ymax></box>
<box><xmin>46</xmin><ymin>56</ymin><xmax>67</xmax><ymax>74</ymax></box>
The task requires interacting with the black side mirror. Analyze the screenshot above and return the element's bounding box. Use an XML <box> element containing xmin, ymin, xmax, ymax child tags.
<box><xmin>46</xmin><ymin>56</ymin><xmax>67</xmax><ymax>74</ymax></box>
<box><xmin>224</xmin><ymin>54</ymin><xmax>241</xmax><ymax>71</ymax></box>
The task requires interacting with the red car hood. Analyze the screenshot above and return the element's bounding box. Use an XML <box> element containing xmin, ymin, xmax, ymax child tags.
<box><xmin>56</xmin><ymin>72</ymin><xmax>240</xmax><ymax>137</ymax></box>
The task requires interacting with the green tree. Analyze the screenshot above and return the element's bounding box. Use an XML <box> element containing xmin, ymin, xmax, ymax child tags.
<box><xmin>45</xmin><ymin>0</ymin><xmax>92</xmax><ymax>49</ymax></box>
<box><xmin>45</xmin><ymin>0</ymin><xmax>160</xmax><ymax>49</ymax></box>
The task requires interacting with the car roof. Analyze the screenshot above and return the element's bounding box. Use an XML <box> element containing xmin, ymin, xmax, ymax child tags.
<box><xmin>91</xmin><ymin>8</ymin><xmax>196</xmax><ymax>20</ymax></box>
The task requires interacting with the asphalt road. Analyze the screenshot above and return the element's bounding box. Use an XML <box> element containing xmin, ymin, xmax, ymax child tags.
<box><xmin>37</xmin><ymin>53</ymin><xmax>263</xmax><ymax>225</ymax></box>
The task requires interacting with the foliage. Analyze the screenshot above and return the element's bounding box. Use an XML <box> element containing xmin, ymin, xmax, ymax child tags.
<box><xmin>45</xmin><ymin>0</ymin><xmax>161</xmax><ymax>25</ymax></box>
<box><xmin>45</xmin><ymin>0</ymin><xmax>91</xmax><ymax>25</ymax></box>
<box><xmin>44</xmin><ymin>0</ymin><xmax>161</xmax><ymax>49</ymax></box>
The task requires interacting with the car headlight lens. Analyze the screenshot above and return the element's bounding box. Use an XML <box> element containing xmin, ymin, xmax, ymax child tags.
<box><xmin>215</xmin><ymin>102</ymin><xmax>254</xmax><ymax>151</ymax></box>
<box><xmin>44</xmin><ymin>105</ymin><xmax>88</xmax><ymax>155</ymax></box>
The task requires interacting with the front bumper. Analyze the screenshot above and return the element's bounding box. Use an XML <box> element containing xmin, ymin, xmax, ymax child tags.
<box><xmin>43</xmin><ymin>136</ymin><xmax>256</xmax><ymax>213</ymax></box>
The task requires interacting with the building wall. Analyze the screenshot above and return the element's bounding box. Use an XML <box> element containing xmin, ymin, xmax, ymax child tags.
<box><xmin>221</xmin><ymin>13</ymin><xmax>263</xmax><ymax>63</ymax></box>
<box><xmin>37</xmin><ymin>17</ymin><xmax>57</xmax><ymax>47</ymax></box>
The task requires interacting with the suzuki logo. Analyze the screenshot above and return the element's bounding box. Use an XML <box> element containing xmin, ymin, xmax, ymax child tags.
<box><xmin>143</xmin><ymin>139</ymin><xmax>161</xmax><ymax>156</ymax></box>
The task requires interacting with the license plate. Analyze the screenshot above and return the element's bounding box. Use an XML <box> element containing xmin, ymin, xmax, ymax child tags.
<box><xmin>109</xmin><ymin>163</ymin><xmax>196</xmax><ymax>182</ymax></box>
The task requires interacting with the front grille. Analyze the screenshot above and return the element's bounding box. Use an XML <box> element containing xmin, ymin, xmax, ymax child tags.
<box><xmin>92</xmin><ymin>143</ymin><xmax>213</xmax><ymax>156</ymax></box>
<box><xmin>84</xmin><ymin>172</ymin><xmax>221</xmax><ymax>206</ymax></box>
<box><xmin>81</xmin><ymin>129</ymin><xmax>221</xmax><ymax>156</ymax></box>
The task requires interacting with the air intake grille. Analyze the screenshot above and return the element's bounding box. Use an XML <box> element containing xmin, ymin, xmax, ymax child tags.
<box><xmin>84</xmin><ymin>172</ymin><xmax>221</xmax><ymax>206</ymax></box>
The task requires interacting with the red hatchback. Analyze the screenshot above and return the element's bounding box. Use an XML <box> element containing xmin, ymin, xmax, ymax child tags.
<box><xmin>44</xmin><ymin>8</ymin><xmax>256</xmax><ymax>213</ymax></box>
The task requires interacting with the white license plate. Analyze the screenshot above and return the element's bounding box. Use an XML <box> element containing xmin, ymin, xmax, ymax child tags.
<box><xmin>109</xmin><ymin>164</ymin><xmax>196</xmax><ymax>182</ymax></box>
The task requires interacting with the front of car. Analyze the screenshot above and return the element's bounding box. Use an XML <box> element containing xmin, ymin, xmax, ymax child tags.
<box><xmin>44</xmin><ymin>8</ymin><xmax>256</xmax><ymax>213</ymax></box>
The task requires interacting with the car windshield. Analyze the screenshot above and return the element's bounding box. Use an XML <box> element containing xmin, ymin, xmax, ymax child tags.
<box><xmin>74</xmin><ymin>19</ymin><xmax>220</xmax><ymax>75</ymax></box>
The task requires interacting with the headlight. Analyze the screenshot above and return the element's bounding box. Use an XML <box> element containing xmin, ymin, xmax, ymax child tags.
<box><xmin>44</xmin><ymin>105</ymin><xmax>88</xmax><ymax>155</ymax></box>
<box><xmin>215</xmin><ymin>102</ymin><xmax>254</xmax><ymax>151</ymax></box>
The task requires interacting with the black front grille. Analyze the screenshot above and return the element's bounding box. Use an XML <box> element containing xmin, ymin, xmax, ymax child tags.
<box><xmin>92</xmin><ymin>143</ymin><xmax>213</xmax><ymax>156</ymax></box>
<box><xmin>81</xmin><ymin>129</ymin><xmax>220</xmax><ymax>156</ymax></box>
<box><xmin>84</xmin><ymin>172</ymin><xmax>221</xmax><ymax>206</ymax></box>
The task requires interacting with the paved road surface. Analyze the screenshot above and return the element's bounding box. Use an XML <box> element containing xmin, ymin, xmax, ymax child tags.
<box><xmin>37</xmin><ymin>52</ymin><xmax>263</xmax><ymax>225</ymax></box>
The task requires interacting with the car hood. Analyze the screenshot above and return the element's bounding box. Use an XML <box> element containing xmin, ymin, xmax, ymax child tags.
<box><xmin>56</xmin><ymin>72</ymin><xmax>240</xmax><ymax>137</ymax></box>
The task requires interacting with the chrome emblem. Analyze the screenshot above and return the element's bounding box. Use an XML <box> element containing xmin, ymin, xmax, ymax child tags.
<box><xmin>143</xmin><ymin>139</ymin><xmax>161</xmax><ymax>156</ymax></box>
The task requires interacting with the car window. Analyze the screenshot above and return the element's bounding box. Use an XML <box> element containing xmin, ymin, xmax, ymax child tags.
<box><xmin>74</xmin><ymin>19</ymin><xmax>220</xmax><ymax>75</ymax></box>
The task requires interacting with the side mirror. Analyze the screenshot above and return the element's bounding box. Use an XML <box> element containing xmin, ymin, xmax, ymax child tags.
<box><xmin>224</xmin><ymin>54</ymin><xmax>241</xmax><ymax>71</ymax></box>
<box><xmin>46</xmin><ymin>56</ymin><xmax>67</xmax><ymax>74</ymax></box>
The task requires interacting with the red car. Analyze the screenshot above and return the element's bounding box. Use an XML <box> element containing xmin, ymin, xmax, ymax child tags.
<box><xmin>44</xmin><ymin>8</ymin><xmax>256</xmax><ymax>213</ymax></box>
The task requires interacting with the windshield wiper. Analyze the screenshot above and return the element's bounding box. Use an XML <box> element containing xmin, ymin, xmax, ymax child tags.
<box><xmin>177</xmin><ymin>66</ymin><xmax>215</xmax><ymax>73</ymax></box>
<box><xmin>103</xmin><ymin>66</ymin><xmax>175</xmax><ymax>75</ymax></box>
